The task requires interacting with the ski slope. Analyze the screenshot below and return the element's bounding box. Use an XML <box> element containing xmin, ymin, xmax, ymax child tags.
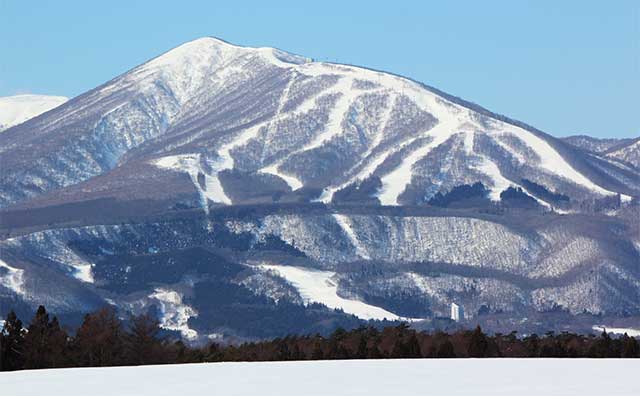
<box><xmin>1</xmin><ymin>359</ymin><xmax>638</xmax><ymax>396</ymax></box>
<box><xmin>0</xmin><ymin>258</ymin><xmax>26</xmax><ymax>297</ymax></box>
<box><xmin>260</xmin><ymin>264</ymin><xmax>405</xmax><ymax>321</ymax></box>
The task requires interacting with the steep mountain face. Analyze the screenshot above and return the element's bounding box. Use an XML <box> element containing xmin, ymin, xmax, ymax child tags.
<box><xmin>1</xmin><ymin>37</ymin><xmax>638</xmax><ymax>340</ymax></box>
<box><xmin>0</xmin><ymin>94</ymin><xmax>68</xmax><ymax>131</ymax></box>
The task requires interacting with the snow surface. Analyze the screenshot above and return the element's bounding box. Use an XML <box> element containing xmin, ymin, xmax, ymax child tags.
<box><xmin>470</xmin><ymin>155</ymin><xmax>553</xmax><ymax>208</ymax></box>
<box><xmin>259</xmin><ymin>164</ymin><xmax>304</xmax><ymax>190</ymax></box>
<box><xmin>593</xmin><ymin>325</ymin><xmax>640</xmax><ymax>337</ymax></box>
<box><xmin>133</xmin><ymin>37</ymin><xmax>308</xmax><ymax>105</ymax></box>
<box><xmin>607</xmin><ymin>139</ymin><xmax>640</xmax><ymax>169</ymax></box>
<box><xmin>153</xmin><ymin>154</ymin><xmax>232</xmax><ymax>207</ymax></box>
<box><xmin>297</xmin><ymin>76</ymin><xmax>361</xmax><ymax>153</ymax></box>
<box><xmin>0</xmin><ymin>94</ymin><xmax>67</xmax><ymax>130</ymax></box>
<box><xmin>332</xmin><ymin>214</ymin><xmax>371</xmax><ymax>259</ymax></box>
<box><xmin>0</xmin><ymin>258</ymin><xmax>26</xmax><ymax>297</ymax></box>
<box><xmin>149</xmin><ymin>288</ymin><xmax>198</xmax><ymax>341</ymax></box>
<box><xmin>378</xmin><ymin>116</ymin><xmax>461</xmax><ymax>205</ymax></box>
<box><xmin>471</xmin><ymin>156</ymin><xmax>514</xmax><ymax>201</ymax></box>
<box><xmin>1</xmin><ymin>359</ymin><xmax>638</xmax><ymax>396</ymax></box>
<box><xmin>294</xmin><ymin>55</ymin><xmax>620</xmax><ymax>202</ymax></box>
<box><xmin>495</xmin><ymin>129</ymin><xmax>614</xmax><ymax>196</ymax></box>
<box><xmin>8</xmin><ymin>229</ymin><xmax>95</xmax><ymax>283</ymax></box>
<box><xmin>260</xmin><ymin>264</ymin><xmax>406</xmax><ymax>321</ymax></box>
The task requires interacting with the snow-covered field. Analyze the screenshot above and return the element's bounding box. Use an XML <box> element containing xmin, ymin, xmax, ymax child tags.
<box><xmin>1</xmin><ymin>359</ymin><xmax>637</xmax><ymax>396</ymax></box>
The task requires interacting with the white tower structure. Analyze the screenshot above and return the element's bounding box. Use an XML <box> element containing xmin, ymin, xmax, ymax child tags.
<box><xmin>451</xmin><ymin>302</ymin><xmax>464</xmax><ymax>322</ymax></box>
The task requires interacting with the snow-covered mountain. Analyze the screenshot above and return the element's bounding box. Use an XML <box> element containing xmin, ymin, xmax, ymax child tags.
<box><xmin>605</xmin><ymin>138</ymin><xmax>640</xmax><ymax>169</ymax></box>
<box><xmin>0</xmin><ymin>37</ymin><xmax>636</xmax><ymax>210</ymax></box>
<box><xmin>563</xmin><ymin>135</ymin><xmax>639</xmax><ymax>170</ymax></box>
<box><xmin>562</xmin><ymin>135</ymin><xmax>632</xmax><ymax>153</ymax></box>
<box><xmin>0</xmin><ymin>94</ymin><xmax>68</xmax><ymax>131</ymax></box>
<box><xmin>0</xmin><ymin>37</ymin><xmax>638</xmax><ymax>340</ymax></box>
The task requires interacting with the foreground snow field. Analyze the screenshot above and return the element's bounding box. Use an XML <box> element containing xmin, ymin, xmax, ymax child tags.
<box><xmin>1</xmin><ymin>359</ymin><xmax>638</xmax><ymax>396</ymax></box>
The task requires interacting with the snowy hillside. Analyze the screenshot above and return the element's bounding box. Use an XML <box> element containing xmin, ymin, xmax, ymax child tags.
<box><xmin>0</xmin><ymin>94</ymin><xmax>67</xmax><ymax>131</ymax></box>
<box><xmin>1</xmin><ymin>359</ymin><xmax>638</xmax><ymax>396</ymax></box>
<box><xmin>606</xmin><ymin>139</ymin><xmax>640</xmax><ymax>168</ymax></box>
<box><xmin>562</xmin><ymin>135</ymin><xmax>640</xmax><ymax>170</ymax></box>
<box><xmin>2</xmin><ymin>204</ymin><xmax>638</xmax><ymax>339</ymax></box>
<box><xmin>0</xmin><ymin>37</ymin><xmax>638</xmax><ymax>339</ymax></box>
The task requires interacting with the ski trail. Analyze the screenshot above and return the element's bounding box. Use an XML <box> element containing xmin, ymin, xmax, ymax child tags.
<box><xmin>319</xmin><ymin>93</ymin><xmax>396</xmax><ymax>203</ymax></box>
<box><xmin>332</xmin><ymin>214</ymin><xmax>370</xmax><ymax>259</ymax></box>
<box><xmin>378</xmin><ymin>116</ymin><xmax>460</xmax><ymax>206</ymax></box>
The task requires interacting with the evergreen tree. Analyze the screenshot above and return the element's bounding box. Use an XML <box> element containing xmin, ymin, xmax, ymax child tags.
<box><xmin>276</xmin><ymin>338</ymin><xmax>291</xmax><ymax>360</ymax></box>
<box><xmin>125</xmin><ymin>313</ymin><xmax>162</xmax><ymax>365</ymax></box>
<box><xmin>364</xmin><ymin>328</ymin><xmax>382</xmax><ymax>359</ymax></box>
<box><xmin>291</xmin><ymin>343</ymin><xmax>305</xmax><ymax>360</ymax></box>
<box><xmin>468</xmin><ymin>326</ymin><xmax>489</xmax><ymax>358</ymax></box>
<box><xmin>73</xmin><ymin>307</ymin><xmax>124</xmax><ymax>367</ymax></box>
<box><xmin>366</xmin><ymin>344</ymin><xmax>383</xmax><ymax>359</ymax></box>
<box><xmin>0</xmin><ymin>332</ymin><xmax>3</xmax><ymax>370</ymax></box>
<box><xmin>23</xmin><ymin>306</ymin><xmax>67</xmax><ymax>369</ymax></box>
<box><xmin>1</xmin><ymin>311</ymin><xmax>25</xmax><ymax>371</ymax></box>
<box><xmin>436</xmin><ymin>339</ymin><xmax>456</xmax><ymax>358</ymax></box>
<box><xmin>525</xmin><ymin>334</ymin><xmax>540</xmax><ymax>357</ymax></box>
<box><xmin>405</xmin><ymin>333</ymin><xmax>422</xmax><ymax>358</ymax></box>
<box><xmin>390</xmin><ymin>332</ymin><xmax>421</xmax><ymax>358</ymax></box>
<box><xmin>540</xmin><ymin>340</ymin><xmax>567</xmax><ymax>357</ymax></box>
<box><xmin>356</xmin><ymin>334</ymin><xmax>368</xmax><ymax>359</ymax></box>
<box><xmin>47</xmin><ymin>316</ymin><xmax>69</xmax><ymax>368</ymax></box>
<box><xmin>588</xmin><ymin>330</ymin><xmax>613</xmax><ymax>358</ymax></box>
<box><xmin>327</xmin><ymin>328</ymin><xmax>349</xmax><ymax>359</ymax></box>
<box><xmin>620</xmin><ymin>334</ymin><xmax>639</xmax><ymax>358</ymax></box>
<box><xmin>23</xmin><ymin>305</ymin><xmax>50</xmax><ymax>368</ymax></box>
<box><xmin>390</xmin><ymin>337</ymin><xmax>406</xmax><ymax>358</ymax></box>
<box><xmin>2</xmin><ymin>304</ymin><xmax>639</xmax><ymax>369</ymax></box>
<box><xmin>311</xmin><ymin>339</ymin><xmax>324</xmax><ymax>360</ymax></box>
<box><xmin>425</xmin><ymin>344</ymin><xmax>437</xmax><ymax>358</ymax></box>
<box><xmin>206</xmin><ymin>343</ymin><xmax>223</xmax><ymax>362</ymax></box>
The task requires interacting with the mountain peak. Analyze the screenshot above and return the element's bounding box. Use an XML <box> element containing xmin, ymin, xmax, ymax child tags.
<box><xmin>0</xmin><ymin>94</ymin><xmax>68</xmax><ymax>131</ymax></box>
<box><xmin>144</xmin><ymin>36</ymin><xmax>310</xmax><ymax>71</ymax></box>
<box><xmin>126</xmin><ymin>37</ymin><xmax>310</xmax><ymax>103</ymax></box>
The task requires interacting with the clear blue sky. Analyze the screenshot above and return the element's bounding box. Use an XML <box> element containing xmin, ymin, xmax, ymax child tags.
<box><xmin>1</xmin><ymin>0</ymin><xmax>638</xmax><ymax>138</ymax></box>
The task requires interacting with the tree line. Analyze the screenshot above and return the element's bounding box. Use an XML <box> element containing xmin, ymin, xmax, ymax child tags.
<box><xmin>1</xmin><ymin>305</ymin><xmax>638</xmax><ymax>371</ymax></box>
